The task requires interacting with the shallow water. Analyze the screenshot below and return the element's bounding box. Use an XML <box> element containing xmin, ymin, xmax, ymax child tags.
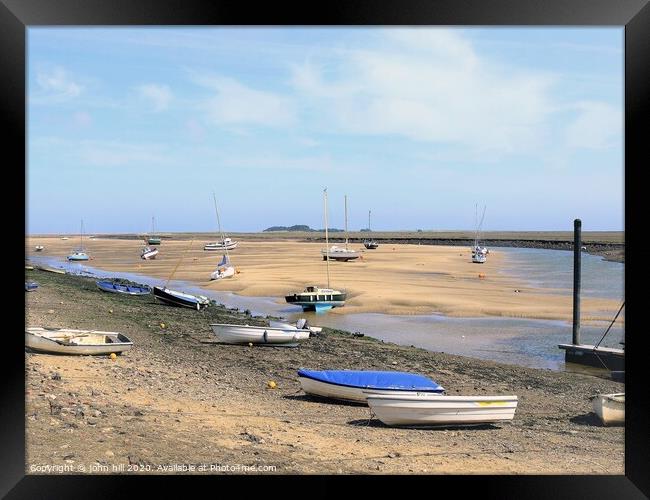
<box><xmin>27</xmin><ymin>249</ymin><xmax>625</xmax><ymax>375</ymax></box>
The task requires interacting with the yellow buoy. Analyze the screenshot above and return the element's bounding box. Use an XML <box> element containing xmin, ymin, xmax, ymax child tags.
<box><xmin>109</xmin><ymin>309</ymin><xmax>113</xmax><ymax>314</ymax></box>
<box><xmin>160</xmin><ymin>323</ymin><xmax>166</xmax><ymax>329</ymax></box>
<box><xmin>110</xmin><ymin>353</ymin><xmax>117</xmax><ymax>360</ymax></box>
<box><xmin>267</xmin><ymin>380</ymin><xmax>277</xmax><ymax>389</ymax></box>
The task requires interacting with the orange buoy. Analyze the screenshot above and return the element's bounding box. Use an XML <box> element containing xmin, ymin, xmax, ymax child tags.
<box><xmin>478</xmin><ymin>273</ymin><xmax>486</xmax><ymax>279</ymax></box>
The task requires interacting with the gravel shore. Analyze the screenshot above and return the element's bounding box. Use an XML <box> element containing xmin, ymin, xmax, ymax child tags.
<box><xmin>25</xmin><ymin>269</ymin><xmax>624</xmax><ymax>474</ymax></box>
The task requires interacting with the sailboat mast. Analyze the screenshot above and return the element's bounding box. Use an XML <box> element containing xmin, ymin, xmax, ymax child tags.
<box><xmin>80</xmin><ymin>219</ymin><xmax>84</xmax><ymax>250</ymax></box>
<box><xmin>344</xmin><ymin>194</ymin><xmax>348</xmax><ymax>249</ymax></box>
<box><xmin>152</xmin><ymin>216</ymin><xmax>155</xmax><ymax>236</ymax></box>
<box><xmin>324</xmin><ymin>188</ymin><xmax>330</xmax><ymax>288</ymax></box>
<box><xmin>212</xmin><ymin>192</ymin><xmax>229</xmax><ymax>260</ymax></box>
<box><xmin>368</xmin><ymin>210</ymin><xmax>371</xmax><ymax>231</ymax></box>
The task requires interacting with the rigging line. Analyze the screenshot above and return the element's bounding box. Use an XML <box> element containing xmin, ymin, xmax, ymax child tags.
<box><xmin>164</xmin><ymin>238</ymin><xmax>195</xmax><ymax>289</ymax></box>
<box><xmin>593</xmin><ymin>301</ymin><xmax>624</xmax><ymax>350</ymax></box>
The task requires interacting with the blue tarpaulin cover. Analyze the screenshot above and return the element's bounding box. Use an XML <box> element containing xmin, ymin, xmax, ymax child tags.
<box><xmin>297</xmin><ymin>369</ymin><xmax>444</xmax><ymax>392</ymax></box>
<box><xmin>96</xmin><ymin>280</ymin><xmax>151</xmax><ymax>294</ymax></box>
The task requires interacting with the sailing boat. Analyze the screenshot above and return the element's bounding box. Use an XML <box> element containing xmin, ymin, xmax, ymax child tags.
<box><xmin>147</xmin><ymin>216</ymin><xmax>161</xmax><ymax>245</ymax></box>
<box><xmin>472</xmin><ymin>204</ymin><xmax>488</xmax><ymax>264</ymax></box>
<box><xmin>153</xmin><ymin>239</ymin><xmax>211</xmax><ymax>310</ymax></box>
<box><xmin>363</xmin><ymin>209</ymin><xmax>379</xmax><ymax>249</ymax></box>
<box><xmin>204</xmin><ymin>196</ymin><xmax>238</xmax><ymax>251</ymax></box>
<box><xmin>67</xmin><ymin>220</ymin><xmax>89</xmax><ymax>261</ymax></box>
<box><xmin>321</xmin><ymin>194</ymin><xmax>360</xmax><ymax>261</ymax></box>
<box><xmin>209</xmin><ymin>193</ymin><xmax>236</xmax><ymax>280</ymax></box>
<box><xmin>285</xmin><ymin>188</ymin><xmax>347</xmax><ymax>313</ymax></box>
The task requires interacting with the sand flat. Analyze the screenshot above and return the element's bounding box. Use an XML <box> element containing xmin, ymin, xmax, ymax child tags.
<box><xmin>26</xmin><ymin>236</ymin><xmax>622</xmax><ymax>323</ymax></box>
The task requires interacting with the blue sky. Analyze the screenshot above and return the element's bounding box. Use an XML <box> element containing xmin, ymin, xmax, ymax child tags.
<box><xmin>27</xmin><ymin>27</ymin><xmax>623</xmax><ymax>234</ymax></box>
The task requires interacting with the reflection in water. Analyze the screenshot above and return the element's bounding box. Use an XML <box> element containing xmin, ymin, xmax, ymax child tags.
<box><xmin>27</xmin><ymin>252</ymin><xmax>624</xmax><ymax>376</ymax></box>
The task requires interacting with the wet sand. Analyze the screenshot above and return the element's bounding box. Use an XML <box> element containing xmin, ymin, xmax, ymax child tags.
<box><xmin>26</xmin><ymin>236</ymin><xmax>622</xmax><ymax>324</ymax></box>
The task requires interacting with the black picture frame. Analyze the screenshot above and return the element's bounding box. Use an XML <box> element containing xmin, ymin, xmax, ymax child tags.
<box><xmin>7</xmin><ymin>0</ymin><xmax>648</xmax><ymax>497</ymax></box>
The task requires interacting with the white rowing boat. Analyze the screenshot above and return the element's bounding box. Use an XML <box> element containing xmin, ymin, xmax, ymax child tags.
<box><xmin>367</xmin><ymin>393</ymin><xmax>518</xmax><ymax>426</ymax></box>
<box><xmin>210</xmin><ymin>323</ymin><xmax>310</xmax><ymax>346</ymax></box>
<box><xmin>591</xmin><ymin>393</ymin><xmax>624</xmax><ymax>425</ymax></box>
<box><xmin>25</xmin><ymin>327</ymin><xmax>133</xmax><ymax>355</ymax></box>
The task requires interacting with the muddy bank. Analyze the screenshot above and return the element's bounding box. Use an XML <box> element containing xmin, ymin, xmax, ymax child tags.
<box><xmin>25</xmin><ymin>269</ymin><xmax>624</xmax><ymax>474</ymax></box>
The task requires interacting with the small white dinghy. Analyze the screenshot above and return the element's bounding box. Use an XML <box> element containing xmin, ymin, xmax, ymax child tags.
<box><xmin>25</xmin><ymin>327</ymin><xmax>133</xmax><ymax>355</ymax></box>
<box><xmin>367</xmin><ymin>393</ymin><xmax>518</xmax><ymax>426</ymax></box>
<box><xmin>210</xmin><ymin>323</ymin><xmax>310</xmax><ymax>346</ymax></box>
<box><xmin>269</xmin><ymin>318</ymin><xmax>323</xmax><ymax>335</ymax></box>
<box><xmin>592</xmin><ymin>393</ymin><xmax>624</xmax><ymax>426</ymax></box>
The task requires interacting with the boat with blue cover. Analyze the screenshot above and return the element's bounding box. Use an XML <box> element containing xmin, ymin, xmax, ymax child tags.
<box><xmin>297</xmin><ymin>369</ymin><xmax>445</xmax><ymax>403</ymax></box>
<box><xmin>25</xmin><ymin>282</ymin><xmax>38</xmax><ymax>292</ymax></box>
<box><xmin>96</xmin><ymin>280</ymin><xmax>151</xmax><ymax>296</ymax></box>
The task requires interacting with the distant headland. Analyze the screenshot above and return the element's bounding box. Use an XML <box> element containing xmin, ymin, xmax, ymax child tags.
<box><xmin>263</xmin><ymin>225</ymin><xmax>343</xmax><ymax>232</ymax></box>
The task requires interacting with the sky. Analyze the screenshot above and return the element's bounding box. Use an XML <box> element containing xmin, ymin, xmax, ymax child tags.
<box><xmin>26</xmin><ymin>27</ymin><xmax>624</xmax><ymax>234</ymax></box>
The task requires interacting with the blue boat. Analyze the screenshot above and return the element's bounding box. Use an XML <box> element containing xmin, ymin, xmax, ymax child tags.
<box><xmin>25</xmin><ymin>282</ymin><xmax>39</xmax><ymax>292</ymax></box>
<box><xmin>297</xmin><ymin>369</ymin><xmax>445</xmax><ymax>403</ymax></box>
<box><xmin>96</xmin><ymin>280</ymin><xmax>152</xmax><ymax>296</ymax></box>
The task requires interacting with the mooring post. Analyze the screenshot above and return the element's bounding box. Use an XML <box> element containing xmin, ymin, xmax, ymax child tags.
<box><xmin>572</xmin><ymin>219</ymin><xmax>582</xmax><ymax>345</ymax></box>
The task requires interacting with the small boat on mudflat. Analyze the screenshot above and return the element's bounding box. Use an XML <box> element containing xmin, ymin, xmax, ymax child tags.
<box><xmin>204</xmin><ymin>237</ymin><xmax>238</xmax><ymax>251</ymax></box>
<box><xmin>269</xmin><ymin>318</ymin><xmax>322</xmax><ymax>335</ymax></box>
<box><xmin>25</xmin><ymin>282</ymin><xmax>39</xmax><ymax>291</ymax></box>
<box><xmin>35</xmin><ymin>245</ymin><xmax>44</xmax><ymax>252</ymax></box>
<box><xmin>153</xmin><ymin>286</ymin><xmax>211</xmax><ymax>310</ymax></box>
<box><xmin>141</xmin><ymin>246</ymin><xmax>158</xmax><ymax>260</ymax></box>
<box><xmin>297</xmin><ymin>369</ymin><xmax>445</xmax><ymax>403</ymax></box>
<box><xmin>366</xmin><ymin>393</ymin><xmax>518</xmax><ymax>426</ymax></box>
<box><xmin>210</xmin><ymin>323</ymin><xmax>310</xmax><ymax>346</ymax></box>
<box><xmin>96</xmin><ymin>280</ymin><xmax>151</xmax><ymax>296</ymax></box>
<box><xmin>25</xmin><ymin>327</ymin><xmax>133</xmax><ymax>355</ymax></box>
<box><xmin>591</xmin><ymin>393</ymin><xmax>624</xmax><ymax>425</ymax></box>
<box><xmin>38</xmin><ymin>266</ymin><xmax>66</xmax><ymax>274</ymax></box>
<box><xmin>285</xmin><ymin>285</ymin><xmax>347</xmax><ymax>312</ymax></box>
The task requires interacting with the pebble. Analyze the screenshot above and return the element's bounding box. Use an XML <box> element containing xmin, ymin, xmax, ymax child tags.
<box><xmin>105</xmin><ymin>450</ymin><xmax>114</xmax><ymax>458</ymax></box>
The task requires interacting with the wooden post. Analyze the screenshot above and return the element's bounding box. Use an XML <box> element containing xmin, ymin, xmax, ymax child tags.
<box><xmin>572</xmin><ymin>219</ymin><xmax>582</xmax><ymax>345</ymax></box>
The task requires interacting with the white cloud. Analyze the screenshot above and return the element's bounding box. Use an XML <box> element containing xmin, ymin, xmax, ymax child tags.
<box><xmin>34</xmin><ymin>66</ymin><xmax>82</xmax><ymax>101</ymax></box>
<box><xmin>136</xmin><ymin>84</ymin><xmax>172</xmax><ymax>112</ymax></box>
<box><xmin>191</xmin><ymin>74</ymin><xmax>297</xmax><ymax>128</ymax></box>
<box><xmin>565</xmin><ymin>101</ymin><xmax>622</xmax><ymax>150</ymax></box>
<box><xmin>290</xmin><ymin>29</ymin><xmax>556</xmax><ymax>153</ymax></box>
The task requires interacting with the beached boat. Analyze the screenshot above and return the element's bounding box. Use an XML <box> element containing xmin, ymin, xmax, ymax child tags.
<box><xmin>153</xmin><ymin>286</ymin><xmax>211</xmax><ymax>310</ymax></box>
<box><xmin>286</xmin><ymin>189</ymin><xmax>346</xmax><ymax>313</ymax></box>
<box><xmin>363</xmin><ymin>210</ymin><xmax>379</xmax><ymax>249</ymax></box>
<box><xmin>592</xmin><ymin>393</ymin><xmax>624</xmax><ymax>425</ymax></box>
<box><xmin>141</xmin><ymin>245</ymin><xmax>159</xmax><ymax>260</ymax></box>
<box><xmin>471</xmin><ymin>204</ymin><xmax>488</xmax><ymax>263</ymax></box>
<box><xmin>204</xmin><ymin>237</ymin><xmax>238</xmax><ymax>251</ymax></box>
<box><xmin>211</xmin><ymin>253</ymin><xmax>236</xmax><ymax>280</ymax></box>
<box><xmin>321</xmin><ymin>195</ymin><xmax>360</xmax><ymax>261</ymax></box>
<box><xmin>67</xmin><ymin>220</ymin><xmax>90</xmax><ymax>261</ymax></box>
<box><xmin>34</xmin><ymin>245</ymin><xmax>44</xmax><ymax>252</ymax></box>
<box><xmin>297</xmin><ymin>369</ymin><xmax>445</xmax><ymax>403</ymax></box>
<box><xmin>147</xmin><ymin>216</ymin><xmax>161</xmax><ymax>245</ymax></box>
<box><xmin>25</xmin><ymin>327</ymin><xmax>133</xmax><ymax>355</ymax></box>
<box><xmin>25</xmin><ymin>282</ymin><xmax>38</xmax><ymax>291</ymax></box>
<box><xmin>367</xmin><ymin>393</ymin><xmax>519</xmax><ymax>426</ymax></box>
<box><xmin>96</xmin><ymin>280</ymin><xmax>151</xmax><ymax>296</ymax></box>
<box><xmin>269</xmin><ymin>318</ymin><xmax>323</xmax><ymax>335</ymax></box>
<box><xmin>285</xmin><ymin>286</ymin><xmax>347</xmax><ymax>312</ymax></box>
<box><xmin>208</xmin><ymin>193</ymin><xmax>237</xmax><ymax>280</ymax></box>
<box><xmin>210</xmin><ymin>323</ymin><xmax>310</xmax><ymax>346</ymax></box>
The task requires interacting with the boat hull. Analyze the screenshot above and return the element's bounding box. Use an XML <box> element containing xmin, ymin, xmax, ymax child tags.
<box><xmin>210</xmin><ymin>265</ymin><xmax>236</xmax><ymax>280</ymax></box>
<box><xmin>141</xmin><ymin>248</ymin><xmax>158</xmax><ymax>260</ymax></box>
<box><xmin>25</xmin><ymin>282</ymin><xmax>38</xmax><ymax>291</ymax></box>
<box><xmin>147</xmin><ymin>238</ymin><xmax>161</xmax><ymax>245</ymax></box>
<box><xmin>363</xmin><ymin>241</ymin><xmax>378</xmax><ymax>249</ymax></box>
<box><xmin>592</xmin><ymin>393</ymin><xmax>624</xmax><ymax>425</ymax></box>
<box><xmin>367</xmin><ymin>394</ymin><xmax>518</xmax><ymax>426</ymax></box>
<box><xmin>96</xmin><ymin>281</ymin><xmax>151</xmax><ymax>296</ymax></box>
<box><xmin>25</xmin><ymin>328</ymin><xmax>133</xmax><ymax>355</ymax></box>
<box><xmin>298</xmin><ymin>377</ymin><xmax>444</xmax><ymax>403</ymax></box>
<box><xmin>204</xmin><ymin>242</ymin><xmax>238</xmax><ymax>251</ymax></box>
<box><xmin>210</xmin><ymin>324</ymin><xmax>309</xmax><ymax>346</ymax></box>
<box><xmin>285</xmin><ymin>291</ymin><xmax>346</xmax><ymax>311</ymax></box>
<box><xmin>67</xmin><ymin>253</ymin><xmax>89</xmax><ymax>261</ymax></box>
<box><xmin>153</xmin><ymin>286</ymin><xmax>210</xmax><ymax>310</ymax></box>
